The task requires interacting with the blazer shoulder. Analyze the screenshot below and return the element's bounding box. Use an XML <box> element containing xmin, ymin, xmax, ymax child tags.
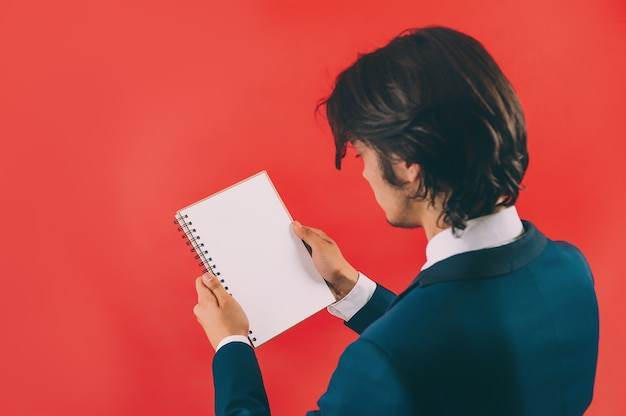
<box><xmin>359</xmin><ymin>280</ymin><xmax>460</xmax><ymax>358</ymax></box>
<box><xmin>543</xmin><ymin>239</ymin><xmax>595</xmax><ymax>282</ymax></box>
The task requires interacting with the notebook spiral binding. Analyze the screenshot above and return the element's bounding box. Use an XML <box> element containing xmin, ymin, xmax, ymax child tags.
<box><xmin>174</xmin><ymin>214</ymin><xmax>220</xmax><ymax>277</ymax></box>
<box><xmin>174</xmin><ymin>214</ymin><xmax>257</xmax><ymax>344</ymax></box>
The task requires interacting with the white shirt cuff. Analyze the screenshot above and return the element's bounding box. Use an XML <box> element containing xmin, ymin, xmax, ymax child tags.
<box><xmin>327</xmin><ymin>272</ymin><xmax>377</xmax><ymax>321</ymax></box>
<box><xmin>215</xmin><ymin>335</ymin><xmax>252</xmax><ymax>352</ymax></box>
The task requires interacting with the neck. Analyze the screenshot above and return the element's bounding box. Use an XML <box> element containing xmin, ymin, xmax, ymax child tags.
<box><xmin>422</xmin><ymin>210</ymin><xmax>449</xmax><ymax>241</ymax></box>
<box><xmin>413</xmin><ymin>194</ymin><xmax>450</xmax><ymax>241</ymax></box>
<box><xmin>421</xmin><ymin>204</ymin><xmax>509</xmax><ymax>241</ymax></box>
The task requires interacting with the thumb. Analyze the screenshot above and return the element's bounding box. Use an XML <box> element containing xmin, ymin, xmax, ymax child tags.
<box><xmin>202</xmin><ymin>272</ymin><xmax>231</xmax><ymax>305</ymax></box>
<box><xmin>292</xmin><ymin>221</ymin><xmax>327</xmax><ymax>249</ymax></box>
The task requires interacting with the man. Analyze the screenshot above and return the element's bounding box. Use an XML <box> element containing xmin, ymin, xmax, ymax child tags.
<box><xmin>193</xmin><ymin>26</ymin><xmax>599</xmax><ymax>415</ymax></box>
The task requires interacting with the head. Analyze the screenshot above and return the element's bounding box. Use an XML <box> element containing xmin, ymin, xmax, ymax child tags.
<box><xmin>320</xmin><ymin>26</ymin><xmax>528</xmax><ymax>233</ymax></box>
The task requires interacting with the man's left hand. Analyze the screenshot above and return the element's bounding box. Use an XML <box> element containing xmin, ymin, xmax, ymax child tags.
<box><xmin>194</xmin><ymin>272</ymin><xmax>250</xmax><ymax>350</ymax></box>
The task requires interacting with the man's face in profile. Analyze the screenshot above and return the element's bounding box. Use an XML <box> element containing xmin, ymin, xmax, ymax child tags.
<box><xmin>353</xmin><ymin>141</ymin><xmax>422</xmax><ymax>229</ymax></box>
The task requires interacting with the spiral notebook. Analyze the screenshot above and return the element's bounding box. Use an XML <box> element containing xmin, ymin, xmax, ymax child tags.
<box><xmin>175</xmin><ymin>171</ymin><xmax>336</xmax><ymax>347</ymax></box>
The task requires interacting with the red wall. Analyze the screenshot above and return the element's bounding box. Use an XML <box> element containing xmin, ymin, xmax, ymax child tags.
<box><xmin>1</xmin><ymin>0</ymin><xmax>624</xmax><ymax>414</ymax></box>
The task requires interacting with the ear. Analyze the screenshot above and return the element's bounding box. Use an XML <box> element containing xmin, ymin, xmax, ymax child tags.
<box><xmin>393</xmin><ymin>161</ymin><xmax>421</xmax><ymax>191</ymax></box>
<box><xmin>402</xmin><ymin>161</ymin><xmax>421</xmax><ymax>184</ymax></box>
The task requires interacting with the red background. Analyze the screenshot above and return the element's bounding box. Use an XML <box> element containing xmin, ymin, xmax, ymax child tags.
<box><xmin>1</xmin><ymin>0</ymin><xmax>625</xmax><ymax>414</ymax></box>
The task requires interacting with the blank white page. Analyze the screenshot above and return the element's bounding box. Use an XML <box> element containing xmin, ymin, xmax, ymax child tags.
<box><xmin>176</xmin><ymin>171</ymin><xmax>335</xmax><ymax>347</ymax></box>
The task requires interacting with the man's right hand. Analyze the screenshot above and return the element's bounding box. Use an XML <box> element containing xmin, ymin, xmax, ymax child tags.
<box><xmin>291</xmin><ymin>221</ymin><xmax>359</xmax><ymax>301</ymax></box>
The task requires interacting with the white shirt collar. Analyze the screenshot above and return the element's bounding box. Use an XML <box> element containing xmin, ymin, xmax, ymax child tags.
<box><xmin>422</xmin><ymin>206</ymin><xmax>524</xmax><ymax>270</ymax></box>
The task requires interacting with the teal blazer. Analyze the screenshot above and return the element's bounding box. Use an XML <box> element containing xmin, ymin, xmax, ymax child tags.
<box><xmin>212</xmin><ymin>222</ymin><xmax>599</xmax><ymax>415</ymax></box>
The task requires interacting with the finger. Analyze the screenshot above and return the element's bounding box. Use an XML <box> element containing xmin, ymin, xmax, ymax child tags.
<box><xmin>292</xmin><ymin>221</ymin><xmax>333</xmax><ymax>246</ymax></box>
<box><xmin>202</xmin><ymin>272</ymin><xmax>231</xmax><ymax>305</ymax></box>
<box><xmin>302</xmin><ymin>226</ymin><xmax>332</xmax><ymax>241</ymax></box>
<box><xmin>196</xmin><ymin>276</ymin><xmax>216</xmax><ymax>300</ymax></box>
<box><xmin>193</xmin><ymin>304</ymin><xmax>203</xmax><ymax>319</ymax></box>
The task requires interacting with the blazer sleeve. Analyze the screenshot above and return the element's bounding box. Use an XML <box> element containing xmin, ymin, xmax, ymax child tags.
<box><xmin>212</xmin><ymin>337</ymin><xmax>413</xmax><ymax>416</ymax></box>
<box><xmin>306</xmin><ymin>338</ymin><xmax>414</xmax><ymax>415</ymax></box>
<box><xmin>210</xmin><ymin>285</ymin><xmax>398</xmax><ymax>416</ymax></box>
<box><xmin>344</xmin><ymin>284</ymin><xmax>396</xmax><ymax>334</ymax></box>
<box><xmin>212</xmin><ymin>342</ymin><xmax>270</xmax><ymax>416</ymax></box>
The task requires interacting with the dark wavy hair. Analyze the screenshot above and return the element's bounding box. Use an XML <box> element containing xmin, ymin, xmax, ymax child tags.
<box><xmin>320</xmin><ymin>26</ymin><xmax>528</xmax><ymax>232</ymax></box>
